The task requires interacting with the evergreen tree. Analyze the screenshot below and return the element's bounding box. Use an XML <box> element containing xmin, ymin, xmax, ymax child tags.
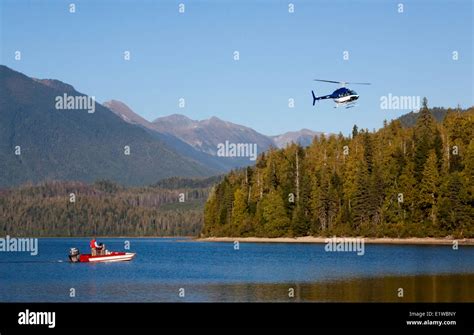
<box><xmin>291</xmin><ymin>204</ymin><xmax>309</xmax><ymax>236</ymax></box>
<box><xmin>433</xmin><ymin>129</ymin><xmax>443</xmax><ymax>171</ymax></box>
<box><xmin>351</xmin><ymin>160</ymin><xmax>371</xmax><ymax>227</ymax></box>
<box><xmin>261</xmin><ymin>191</ymin><xmax>290</xmax><ymax>237</ymax></box>
<box><xmin>363</xmin><ymin>132</ymin><xmax>374</xmax><ymax>173</ymax></box>
<box><xmin>291</xmin><ymin>170</ymin><xmax>311</xmax><ymax>236</ymax></box>
<box><xmin>315</xmin><ymin>169</ymin><xmax>339</xmax><ymax>231</ymax></box>
<box><xmin>417</xmin><ymin>151</ymin><xmax>439</xmax><ymax>223</ymax></box>
<box><xmin>352</xmin><ymin>124</ymin><xmax>359</xmax><ymax>138</ymax></box>
<box><xmin>398</xmin><ymin>161</ymin><xmax>416</xmax><ymax>222</ymax></box>
<box><xmin>438</xmin><ymin>172</ymin><xmax>472</xmax><ymax>234</ymax></box>
<box><xmin>230</xmin><ymin>188</ymin><xmax>248</xmax><ymax>235</ymax></box>
<box><xmin>413</xmin><ymin>98</ymin><xmax>437</xmax><ymax>181</ymax></box>
<box><xmin>464</xmin><ymin>140</ymin><xmax>474</xmax><ymax>183</ymax></box>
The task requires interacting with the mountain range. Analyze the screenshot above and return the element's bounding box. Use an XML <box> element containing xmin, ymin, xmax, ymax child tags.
<box><xmin>103</xmin><ymin>100</ymin><xmax>321</xmax><ymax>153</ymax></box>
<box><xmin>0</xmin><ymin>66</ymin><xmax>322</xmax><ymax>187</ymax></box>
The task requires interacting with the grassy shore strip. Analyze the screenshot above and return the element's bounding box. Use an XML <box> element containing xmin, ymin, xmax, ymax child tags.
<box><xmin>197</xmin><ymin>236</ymin><xmax>474</xmax><ymax>245</ymax></box>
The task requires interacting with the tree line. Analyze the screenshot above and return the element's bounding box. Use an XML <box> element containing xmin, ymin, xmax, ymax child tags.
<box><xmin>203</xmin><ymin>100</ymin><xmax>474</xmax><ymax>238</ymax></box>
<box><xmin>0</xmin><ymin>179</ymin><xmax>211</xmax><ymax>236</ymax></box>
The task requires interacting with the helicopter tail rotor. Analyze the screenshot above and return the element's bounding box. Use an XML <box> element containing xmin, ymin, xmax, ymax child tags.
<box><xmin>312</xmin><ymin>91</ymin><xmax>317</xmax><ymax>106</ymax></box>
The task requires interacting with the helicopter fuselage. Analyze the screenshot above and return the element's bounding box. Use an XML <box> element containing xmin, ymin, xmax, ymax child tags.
<box><xmin>331</xmin><ymin>87</ymin><xmax>359</xmax><ymax>104</ymax></box>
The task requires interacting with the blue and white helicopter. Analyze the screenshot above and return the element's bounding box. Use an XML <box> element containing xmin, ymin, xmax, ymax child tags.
<box><xmin>311</xmin><ymin>79</ymin><xmax>371</xmax><ymax>109</ymax></box>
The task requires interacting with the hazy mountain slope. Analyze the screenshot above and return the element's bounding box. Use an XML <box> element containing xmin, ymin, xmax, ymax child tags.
<box><xmin>0</xmin><ymin>66</ymin><xmax>217</xmax><ymax>187</ymax></box>
<box><xmin>103</xmin><ymin>99</ymin><xmax>153</xmax><ymax>128</ymax></box>
<box><xmin>103</xmin><ymin>100</ymin><xmax>252</xmax><ymax>171</ymax></box>
<box><xmin>271</xmin><ymin>129</ymin><xmax>323</xmax><ymax>148</ymax></box>
<box><xmin>152</xmin><ymin>114</ymin><xmax>275</xmax><ymax>156</ymax></box>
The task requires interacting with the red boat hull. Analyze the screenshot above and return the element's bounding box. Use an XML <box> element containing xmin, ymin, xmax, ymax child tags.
<box><xmin>78</xmin><ymin>252</ymin><xmax>136</xmax><ymax>263</ymax></box>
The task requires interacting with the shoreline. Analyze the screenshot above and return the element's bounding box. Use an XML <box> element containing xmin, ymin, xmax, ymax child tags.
<box><xmin>197</xmin><ymin>236</ymin><xmax>474</xmax><ymax>246</ymax></box>
<box><xmin>10</xmin><ymin>236</ymin><xmax>474</xmax><ymax>246</ymax></box>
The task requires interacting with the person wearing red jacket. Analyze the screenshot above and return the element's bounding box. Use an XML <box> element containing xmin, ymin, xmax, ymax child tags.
<box><xmin>90</xmin><ymin>238</ymin><xmax>103</xmax><ymax>256</ymax></box>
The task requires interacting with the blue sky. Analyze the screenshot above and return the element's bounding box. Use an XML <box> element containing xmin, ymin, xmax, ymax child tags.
<box><xmin>1</xmin><ymin>0</ymin><xmax>472</xmax><ymax>135</ymax></box>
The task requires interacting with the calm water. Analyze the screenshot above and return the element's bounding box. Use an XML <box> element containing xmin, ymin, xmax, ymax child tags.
<box><xmin>0</xmin><ymin>238</ymin><xmax>473</xmax><ymax>302</ymax></box>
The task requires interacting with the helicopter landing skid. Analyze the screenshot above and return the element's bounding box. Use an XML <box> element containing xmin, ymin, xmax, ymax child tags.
<box><xmin>334</xmin><ymin>102</ymin><xmax>358</xmax><ymax>109</ymax></box>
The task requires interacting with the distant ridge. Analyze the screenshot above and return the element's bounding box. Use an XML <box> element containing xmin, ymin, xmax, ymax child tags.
<box><xmin>397</xmin><ymin>107</ymin><xmax>466</xmax><ymax>127</ymax></box>
<box><xmin>271</xmin><ymin>129</ymin><xmax>324</xmax><ymax>148</ymax></box>
<box><xmin>151</xmin><ymin>114</ymin><xmax>275</xmax><ymax>156</ymax></box>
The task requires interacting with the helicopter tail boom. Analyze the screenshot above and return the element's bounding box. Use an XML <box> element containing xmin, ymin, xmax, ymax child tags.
<box><xmin>312</xmin><ymin>90</ymin><xmax>332</xmax><ymax>106</ymax></box>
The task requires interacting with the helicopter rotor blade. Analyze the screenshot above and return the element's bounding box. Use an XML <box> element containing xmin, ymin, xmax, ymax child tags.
<box><xmin>313</xmin><ymin>79</ymin><xmax>342</xmax><ymax>84</ymax></box>
<box><xmin>313</xmin><ymin>79</ymin><xmax>371</xmax><ymax>85</ymax></box>
<box><xmin>346</xmin><ymin>82</ymin><xmax>371</xmax><ymax>85</ymax></box>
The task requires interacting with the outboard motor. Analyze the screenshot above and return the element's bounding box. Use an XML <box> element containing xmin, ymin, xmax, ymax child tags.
<box><xmin>69</xmin><ymin>247</ymin><xmax>81</xmax><ymax>263</ymax></box>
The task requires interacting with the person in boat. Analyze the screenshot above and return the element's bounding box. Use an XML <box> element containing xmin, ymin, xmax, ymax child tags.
<box><xmin>90</xmin><ymin>238</ymin><xmax>104</xmax><ymax>256</ymax></box>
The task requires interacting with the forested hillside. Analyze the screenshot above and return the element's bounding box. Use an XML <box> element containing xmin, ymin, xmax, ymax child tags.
<box><xmin>203</xmin><ymin>100</ymin><xmax>474</xmax><ymax>238</ymax></box>
<box><xmin>0</xmin><ymin>179</ymin><xmax>210</xmax><ymax>236</ymax></box>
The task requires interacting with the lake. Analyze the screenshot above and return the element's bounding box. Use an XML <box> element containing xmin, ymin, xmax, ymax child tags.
<box><xmin>0</xmin><ymin>238</ymin><xmax>473</xmax><ymax>302</ymax></box>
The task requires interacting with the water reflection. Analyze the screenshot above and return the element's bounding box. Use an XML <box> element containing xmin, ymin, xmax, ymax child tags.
<box><xmin>5</xmin><ymin>273</ymin><xmax>471</xmax><ymax>302</ymax></box>
<box><xmin>189</xmin><ymin>274</ymin><xmax>474</xmax><ymax>302</ymax></box>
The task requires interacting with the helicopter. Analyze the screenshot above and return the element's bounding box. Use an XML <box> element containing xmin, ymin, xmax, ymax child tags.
<box><xmin>311</xmin><ymin>79</ymin><xmax>371</xmax><ymax>109</ymax></box>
